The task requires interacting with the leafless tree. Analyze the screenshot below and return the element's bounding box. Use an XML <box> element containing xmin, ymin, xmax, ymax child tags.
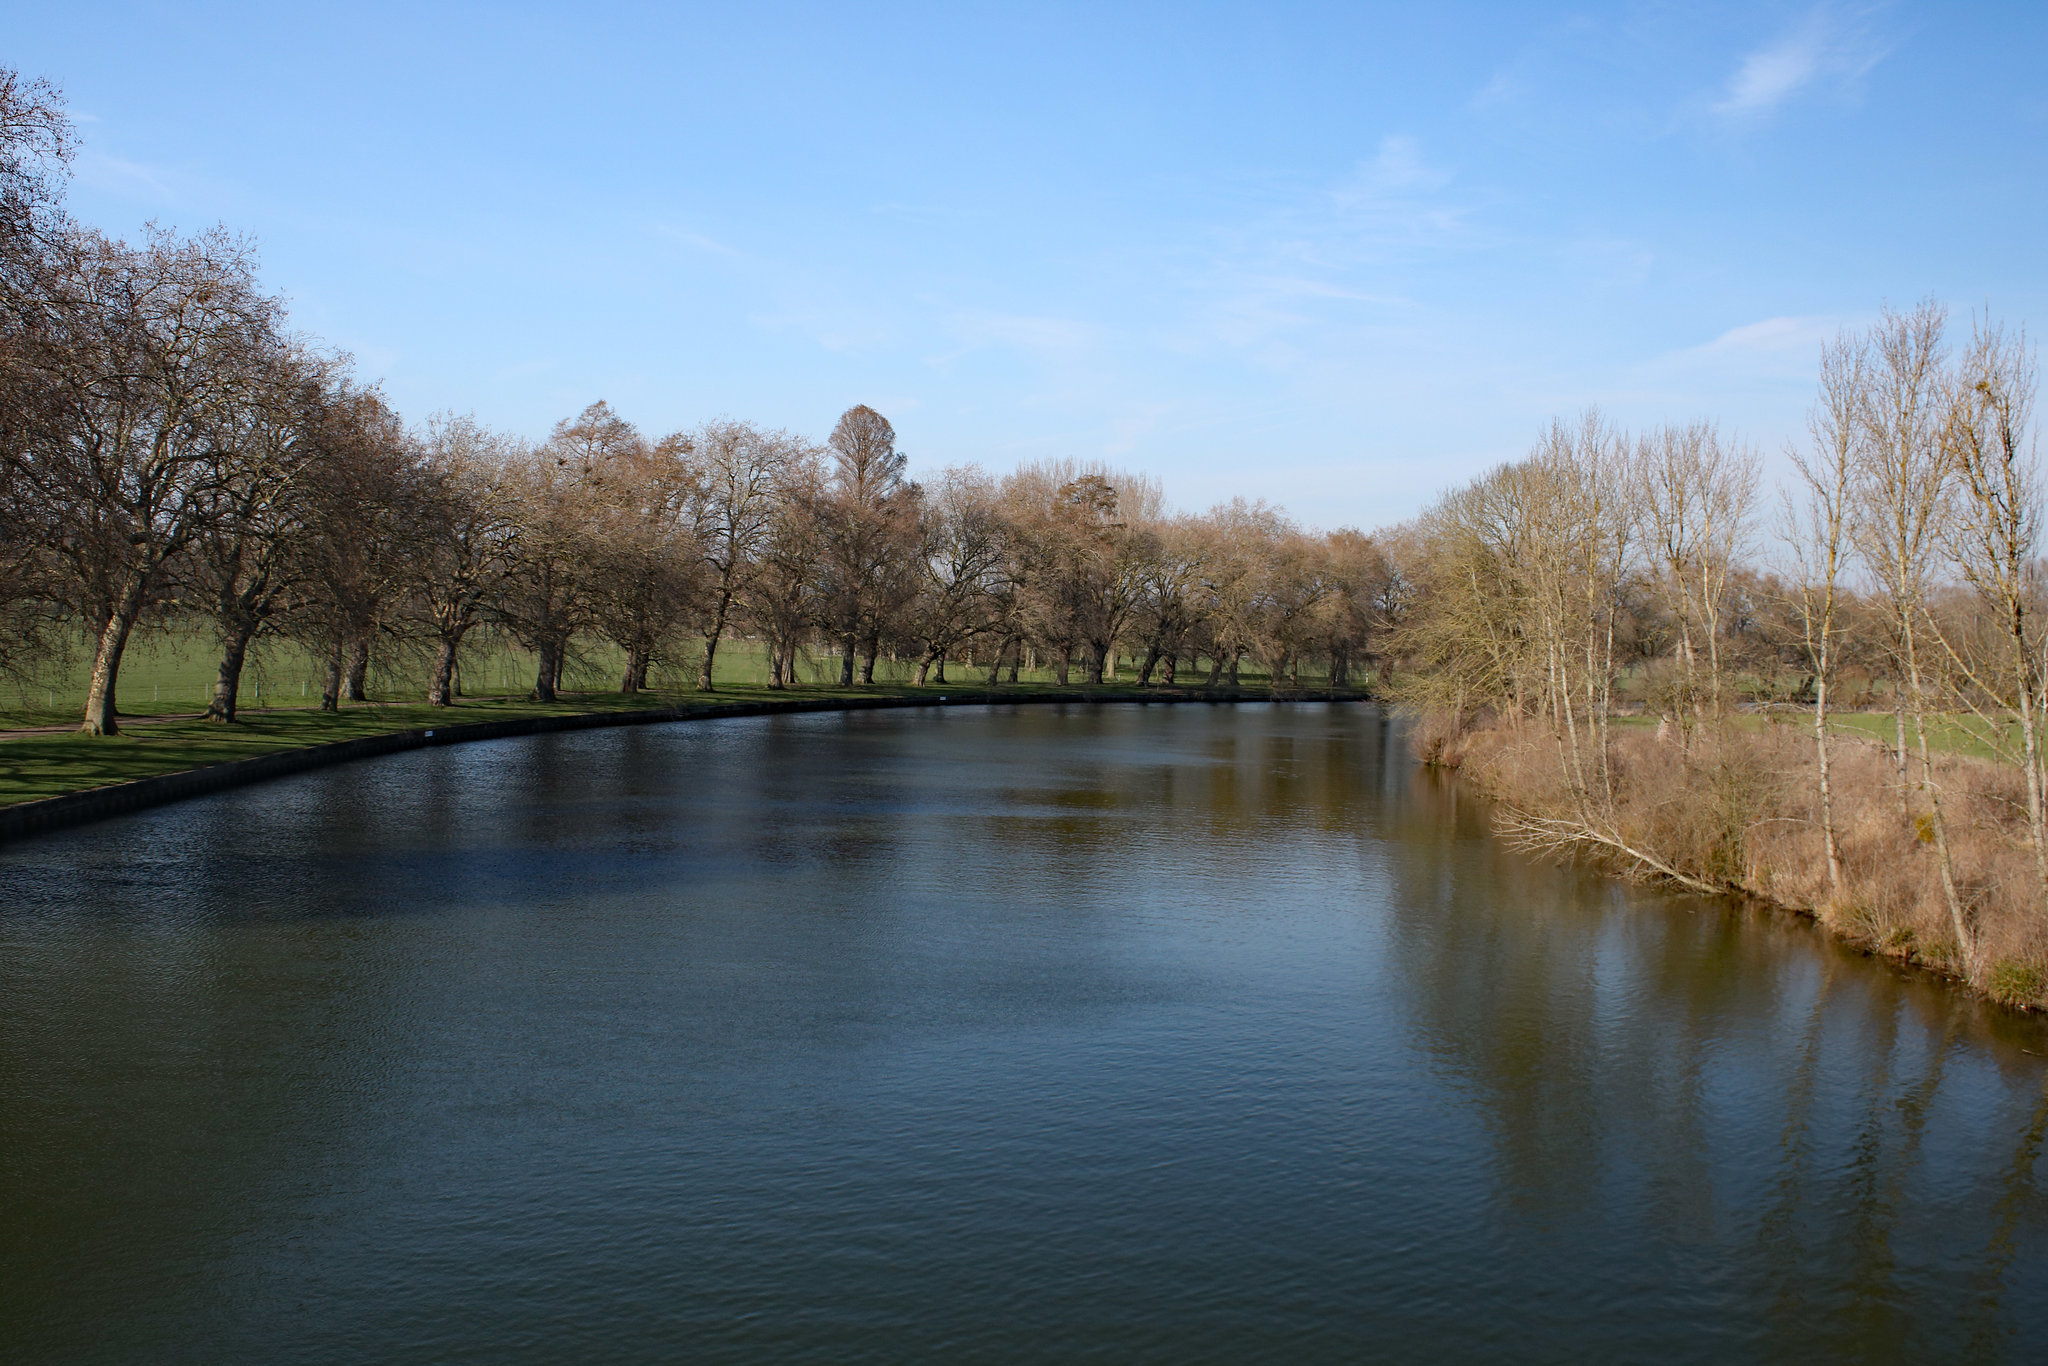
<box><xmin>1782</xmin><ymin>331</ymin><xmax>1866</xmax><ymax>895</ymax></box>
<box><xmin>399</xmin><ymin>413</ymin><xmax>518</xmax><ymax>706</ymax></box>
<box><xmin>296</xmin><ymin>386</ymin><xmax>415</xmax><ymax>708</ymax></box>
<box><xmin>821</xmin><ymin>405</ymin><xmax>918</xmax><ymax>684</ymax></box>
<box><xmin>181</xmin><ymin>344</ymin><xmax>337</xmax><ymax>721</ymax></box>
<box><xmin>745</xmin><ymin>445</ymin><xmax>828</xmax><ymax>689</ymax></box>
<box><xmin>14</xmin><ymin>227</ymin><xmax>280</xmax><ymax>732</ymax></box>
<box><xmin>1854</xmin><ymin>300</ymin><xmax>1971</xmax><ymax>960</ymax></box>
<box><xmin>1935</xmin><ymin>316</ymin><xmax>2047</xmax><ymax>908</ymax></box>
<box><xmin>906</xmin><ymin>465</ymin><xmax>1008</xmax><ymax>684</ymax></box>
<box><xmin>688</xmin><ymin>419</ymin><xmax>792</xmax><ymax>690</ymax></box>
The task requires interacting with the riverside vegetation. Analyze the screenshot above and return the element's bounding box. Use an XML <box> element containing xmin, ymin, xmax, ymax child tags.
<box><xmin>0</xmin><ymin>70</ymin><xmax>1379</xmax><ymax>800</ymax></box>
<box><xmin>6</xmin><ymin>68</ymin><xmax>2046</xmax><ymax>1012</ymax></box>
<box><xmin>1388</xmin><ymin>304</ymin><xmax>2048</xmax><ymax>1010</ymax></box>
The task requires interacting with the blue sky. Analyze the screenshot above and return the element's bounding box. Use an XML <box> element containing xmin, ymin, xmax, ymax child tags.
<box><xmin>14</xmin><ymin>3</ymin><xmax>2047</xmax><ymax>528</ymax></box>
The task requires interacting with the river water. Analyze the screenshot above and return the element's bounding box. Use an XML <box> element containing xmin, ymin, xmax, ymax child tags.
<box><xmin>4</xmin><ymin>702</ymin><xmax>2047</xmax><ymax>1362</ymax></box>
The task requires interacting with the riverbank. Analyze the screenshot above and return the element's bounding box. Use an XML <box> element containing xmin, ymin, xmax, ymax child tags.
<box><xmin>0</xmin><ymin>683</ymin><xmax>1364</xmax><ymax>843</ymax></box>
<box><xmin>1420</xmin><ymin>711</ymin><xmax>2048</xmax><ymax>1012</ymax></box>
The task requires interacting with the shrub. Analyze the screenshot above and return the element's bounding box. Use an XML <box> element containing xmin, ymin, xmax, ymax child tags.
<box><xmin>1987</xmin><ymin>959</ymin><xmax>2046</xmax><ymax>1009</ymax></box>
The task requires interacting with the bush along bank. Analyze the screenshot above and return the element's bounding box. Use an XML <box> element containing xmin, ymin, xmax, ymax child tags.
<box><xmin>1417</xmin><ymin>710</ymin><xmax>2048</xmax><ymax>1013</ymax></box>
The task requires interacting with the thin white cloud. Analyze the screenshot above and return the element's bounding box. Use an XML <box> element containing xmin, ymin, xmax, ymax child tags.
<box><xmin>74</xmin><ymin>149</ymin><xmax>179</xmax><ymax>200</ymax></box>
<box><xmin>1700</xmin><ymin>315</ymin><xmax>1838</xmax><ymax>355</ymax></box>
<box><xmin>649</xmin><ymin>223</ymin><xmax>747</xmax><ymax>259</ymax></box>
<box><xmin>1716</xmin><ymin>34</ymin><xmax>1822</xmax><ymax>117</ymax></box>
<box><xmin>1711</xmin><ymin>7</ymin><xmax>1890</xmax><ymax>124</ymax></box>
<box><xmin>1631</xmin><ymin>314</ymin><xmax>1850</xmax><ymax>391</ymax></box>
<box><xmin>1470</xmin><ymin>71</ymin><xmax>1521</xmax><ymax>111</ymax></box>
<box><xmin>948</xmin><ymin>311</ymin><xmax>1096</xmax><ymax>360</ymax></box>
<box><xmin>1103</xmin><ymin>403</ymin><xmax>1171</xmax><ymax>457</ymax></box>
<box><xmin>1347</xmin><ymin>135</ymin><xmax>1452</xmax><ymax>196</ymax></box>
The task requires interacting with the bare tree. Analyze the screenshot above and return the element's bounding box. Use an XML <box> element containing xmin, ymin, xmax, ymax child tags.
<box><xmin>296</xmin><ymin>386</ymin><xmax>414</xmax><ymax>708</ymax></box>
<box><xmin>0</xmin><ymin>69</ymin><xmax>69</xmax><ymax>676</ymax></box>
<box><xmin>821</xmin><ymin>405</ymin><xmax>917</xmax><ymax>684</ymax></box>
<box><xmin>14</xmin><ymin>227</ymin><xmax>279</xmax><ymax>733</ymax></box>
<box><xmin>906</xmin><ymin>465</ymin><xmax>1008</xmax><ymax>684</ymax></box>
<box><xmin>569</xmin><ymin>407</ymin><xmax>703</xmax><ymax>692</ymax></box>
<box><xmin>399</xmin><ymin>413</ymin><xmax>518</xmax><ymax>706</ymax></box>
<box><xmin>1632</xmin><ymin>420</ymin><xmax>1757</xmax><ymax>728</ymax></box>
<box><xmin>1782</xmin><ymin>331</ymin><xmax>1866</xmax><ymax>896</ymax></box>
<box><xmin>745</xmin><ymin>446</ymin><xmax>828</xmax><ymax>689</ymax></box>
<box><xmin>1936</xmin><ymin>316</ymin><xmax>2047</xmax><ymax>908</ymax></box>
<box><xmin>1855</xmin><ymin>300</ymin><xmax>1971</xmax><ymax>961</ymax></box>
<box><xmin>1130</xmin><ymin>515</ymin><xmax>1209</xmax><ymax>685</ymax></box>
<box><xmin>182</xmin><ymin>345</ymin><xmax>335</xmax><ymax>721</ymax></box>
<box><xmin>689</xmin><ymin>419</ymin><xmax>790</xmax><ymax>690</ymax></box>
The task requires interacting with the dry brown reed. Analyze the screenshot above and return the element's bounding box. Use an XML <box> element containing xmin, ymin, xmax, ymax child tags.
<box><xmin>1432</xmin><ymin>714</ymin><xmax>2048</xmax><ymax>1009</ymax></box>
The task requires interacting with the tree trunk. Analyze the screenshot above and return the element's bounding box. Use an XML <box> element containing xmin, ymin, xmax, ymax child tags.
<box><xmin>1136</xmin><ymin>645</ymin><xmax>1161</xmax><ymax>686</ymax></box>
<box><xmin>343</xmin><ymin>638</ymin><xmax>370</xmax><ymax>702</ymax></box>
<box><xmin>915</xmin><ymin>648</ymin><xmax>936</xmax><ymax>685</ymax></box>
<box><xmin>320</xmin><ymin>640</ymin><xmax>343</xmax><ymax>711</ymax></box>
<box><xmin>80</xmin><ymin>583</ymin><xmax>145</xmax><ymax>736</ymax></box>
<box><xmin>1813</xmin><ymin>671</ymin><xmax>1843</xmax><ymax>896</ymax></box>
<box><xmin>839</xmin><ymin>634</ymin><xmax>856</xmax><ymax>686</ymax></box>
<box><xmin>208</xmin><ymin>622</ymin><xmax>258</xmax><ymax>723</ymax></box>
<box><xmin>2008</xmin><ymin>619</ymin><xmax>2048</xmax><ymax>909</ymax></box>
<box><xmin>1161</xmin><ymin>653</ymin><xmax>1178</xmax><ymax>686</ymax></box>
<box><xmin>1205</xmin><ymin>653</ymin><xmax>1225</xmax><ymax>687</ymax></box>
<box><xmin>1055</xmin><ymin>647</ymin><xmax>1071</xmax><ymax>686</ymax></box>
<box><xmin>621</xmin><ymin>643</ymin><xmax>648</xmax><ymax>694</ymax></box>
<box><xmin>1085</xmin><ymin>642</ymin><xmax>1106</xmax><ymax>685</ymax></box>
<box><xmin>859</xmin><ymin>633</ymin><xmax>878</xmax><ymax>685</ymax></box>
<box><xmin>534</xmin><ymin>637</ymin><xmax>560</xmax><ymax>703</ymax></box>
<box><xmin>1905</xmin><ymin>628</ymin><xmax>1971</xmax><ymax>966</ymax></box>
<box><xmin>1006</xmin><ymin>646</ymin><xmax>1021</xmax><ymax>684</ymax></box>
<box><xmin>1892</xmin><ymin>685</ymin><xmax>1911</xmax><ymax>820</ymax></box>
<box><xmin>428</xmin><ymin>635</ymin><xmax>461</xmax><ymax>707</ymax></box>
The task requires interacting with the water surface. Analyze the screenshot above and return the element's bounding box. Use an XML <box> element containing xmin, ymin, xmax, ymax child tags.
<box><xmin>4</xmin><ymin>702</ymin><xmax>2046</xmax><ymax>1362</ymax></box>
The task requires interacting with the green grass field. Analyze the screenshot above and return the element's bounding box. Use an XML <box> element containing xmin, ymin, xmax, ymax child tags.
<box><xmin>1606</xmin><ymin>706</ymin><xmax>2023</xmax><ymax>764</ymax></box>
<box><xmin>0</xmin><ymin>629</ymin><xmax>1310</xmax><ymax>730</ymax></box>
<box><xmin>0</xmin><ymin>627</ymin><xmax>1335</xmax><ymax>810</ymax></box>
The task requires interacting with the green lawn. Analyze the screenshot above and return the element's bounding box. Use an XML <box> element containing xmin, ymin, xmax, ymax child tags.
<box><xmin>1</xmin><ymin>629</ymin><xmax>1312</xmax><ymax>729</ymax></box>
<box><xmin>1822</xmin><ymin>711</ymin><xmax>2023</xmax><ymax>765</ymax></box>
<box><xmin>0</xmin><ymin>626</ymin><xmax>1348</xmax><ymax>810</ymax></box>
<box><xmin>1605</xmin><ymin>707</ymin><xmax>2023</xmax><ymax>764</ymax></box>
<box><xmin>1</xmin><ymin>671</ymin><xmax>1344</xmax><ymax>813</ymax></box>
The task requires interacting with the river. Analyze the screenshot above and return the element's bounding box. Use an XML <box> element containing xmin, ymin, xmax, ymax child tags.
<box><xmin>4</xmin><ymin>702</ymin><xmax>2046</xmax><ymax>1362</ymax></box>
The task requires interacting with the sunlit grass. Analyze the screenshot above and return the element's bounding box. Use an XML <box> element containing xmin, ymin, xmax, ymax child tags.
<box><xmin>1605</xmin><ymin>707</ymin><xmax>2018</xmax><ymax>763</ymax></box>
<box><xmin>0</xmin><ymin>628</ymin><xmax>1345</xmax><ymax>809</ymax></box>
<box><xmin>0</xmin><ymin>629</ymin><xmax>1313</xmax><ymax>730</ymax></box>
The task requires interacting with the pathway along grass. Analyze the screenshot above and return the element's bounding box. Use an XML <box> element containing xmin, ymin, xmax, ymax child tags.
<box><xmin>0</xmin><ymin>683</ymin><xmax>1365</xmax><ymax>837</ymax></box>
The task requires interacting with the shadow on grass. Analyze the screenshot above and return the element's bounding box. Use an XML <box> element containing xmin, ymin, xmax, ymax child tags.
<box><xmin>0</xmin><ymin>683</ymin><xmax>1337</xmax><ymax>808</ymax></box>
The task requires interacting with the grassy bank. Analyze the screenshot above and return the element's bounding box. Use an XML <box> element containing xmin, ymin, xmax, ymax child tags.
<box><xmin>1421</xmin><ymin>712</ymin><xmax>2048</xmax><ymax>1012</ymax></box>
<box><xmin>0</xmin><ymin>629</ymin><xmax>1326</xmax><ymax>731</ymax></box>
<box><xmin>0</xmin><ymin>680</ymin><xmax>1355</xmax><ymax>812</ymax></box>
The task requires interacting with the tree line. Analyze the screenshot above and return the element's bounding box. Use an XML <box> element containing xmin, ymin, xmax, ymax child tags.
<box><xmin>0</xmin><ymin>71</ymin><xmax>1392</xmax><ymax>735</ymax></box>
<box><xmin>1387</xmin><ymin>299</ymin><xmax>2045</xmax><ymax>986</ymax></box>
